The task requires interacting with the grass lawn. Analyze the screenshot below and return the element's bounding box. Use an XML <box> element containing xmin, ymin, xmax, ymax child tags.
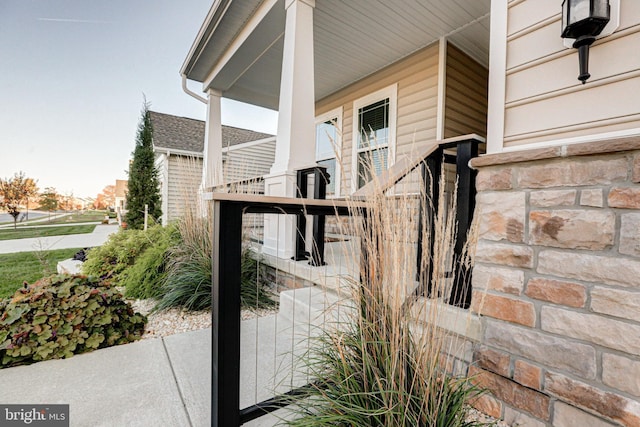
<box><xmin>0</xmin><ymin>224</ymin><xmax>97</xmax><ymax>241</ymax></box>
<box><xmin>0</xmin><ymin>248</ymin><xmax>82</xmax><ymax>299</ymax></box>
<box><xmin>39</xmin><ymin>211</ymin><xmax>111</xmax><ymax>225</ymax></box>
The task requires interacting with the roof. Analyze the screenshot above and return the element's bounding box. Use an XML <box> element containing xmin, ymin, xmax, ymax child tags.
<box><xmin>182</xmin><ymin>0</ymin><xmax>490</xmax><ymax>110</ymax></box>
<box><xmin>149</xmin><ymin>111</ymin><xmax>273</xmax><ymax>153</ymax></box>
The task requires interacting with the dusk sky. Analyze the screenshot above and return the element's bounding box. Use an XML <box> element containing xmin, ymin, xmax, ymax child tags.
<box><xmin>0</xmin><ymin>0</ymin><xmax>278</xmax><ymax>198</ymax></box>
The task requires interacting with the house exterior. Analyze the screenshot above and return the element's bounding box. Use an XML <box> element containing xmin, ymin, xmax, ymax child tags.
<box><xmin>150</xmin><ymin>111</ymin><xmax>275</xmax><ymax>225</ymax></box>
<box><xmin>114</xmin><ymin>179</ymin><xmax>127</xmax><ymax>223</ymax></box>
<box><xmin>182</xmin><ymin>1</ymin><xmax>640</xmax><ymax>425</ymax></box>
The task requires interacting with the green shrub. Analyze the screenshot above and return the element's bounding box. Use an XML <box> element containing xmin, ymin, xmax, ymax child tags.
<box><xmin>82</xmin><ymin>225</ymin><xmax>167</xmax><ymax>283</ymax></box>
<box><xmin>155</xmin><ymin>213</ymin><xmax>275</xmax><ymax>312</ymax></box>
<box><xmin>122</xmin><ymin>224</ymin><xmax>180</xmax><ymax>300</ymax></box>
<box><xmin>240</xmin><ymin>248</ymin><xmax>276</xmax><ymax>310</ymax></box>
<box><xmin>0</xmin><ymin>275</ymin><xmax>146</xmax><ymax>368</ymax></box>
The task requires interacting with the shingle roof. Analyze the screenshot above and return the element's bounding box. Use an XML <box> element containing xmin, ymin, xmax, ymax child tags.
<box><xmin>149</xmin><ymin>111</ymin><xmax>273</xmax><ymax>153</ymax></box>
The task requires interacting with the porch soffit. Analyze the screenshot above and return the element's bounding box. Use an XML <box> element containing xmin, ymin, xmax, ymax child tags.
<box><xmin>184</xmin><ymin>0</ymin><xmax>491</xmax><ymax>111</ymax></box>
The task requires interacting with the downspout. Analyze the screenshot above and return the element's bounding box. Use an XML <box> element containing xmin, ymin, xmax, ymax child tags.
<box><xmin>181</xmin><ymin>74</ymin><xmax>207</xmax><ymax>104</ymax></box>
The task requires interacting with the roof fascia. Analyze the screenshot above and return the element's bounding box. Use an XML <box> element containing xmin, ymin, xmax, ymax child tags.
<box><xmin>181</xmin><ymin>0</ymin><xmax>233</xmax><ymax>76</ymax></box>
<box><xmin>202</xmin><ymin>0</ymin><xmax>279</xmax><ymax>90</ymax></box>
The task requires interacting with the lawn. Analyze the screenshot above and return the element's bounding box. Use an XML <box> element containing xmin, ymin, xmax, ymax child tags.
<box><xmin>0</xmin><ymin>224</ymin><xmax>97</xmax><ymax>241</ymax></box>
<box><xmin>39</xmin><ymin>210</ymin><xmax>111</xmax><ymax>225</ymax></box>
<box><xmin>0</xmin><ymin>248</ymin><xmax>82</xmax><ymax>299</ymax></box>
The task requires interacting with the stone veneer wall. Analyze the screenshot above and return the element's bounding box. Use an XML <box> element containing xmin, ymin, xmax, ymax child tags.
<box><xmin>469</xmin><ymin>138</ymin><xmax>640</xmax><ymax>427</ymax></box>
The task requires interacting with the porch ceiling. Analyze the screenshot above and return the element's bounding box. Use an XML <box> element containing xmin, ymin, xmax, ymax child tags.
<box><xmin>183</xmin><ymin>0</ymin><xmax>491</xmax><ymax>111</ymax></box>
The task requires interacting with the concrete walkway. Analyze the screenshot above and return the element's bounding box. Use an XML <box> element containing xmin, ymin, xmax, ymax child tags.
<box><xmin>0</xmin><ymin>288</ymin><xmax>344</xmax><ymax>427</ymax></box>
<box><xmin>0</xmin><ymin>329</ymin><xmax>212</xmax><ymax>427</ymax></box>
<box><xmin>0</xmin><ymin>224</ymin><xmax>118</xmax><ymax>254</ymax></box>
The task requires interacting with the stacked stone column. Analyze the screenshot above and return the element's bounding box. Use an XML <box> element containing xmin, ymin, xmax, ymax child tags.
<box><xmin>469</xmin><ymin>141</ymin><xmax>640</xmax><ymax>427</ymax></box>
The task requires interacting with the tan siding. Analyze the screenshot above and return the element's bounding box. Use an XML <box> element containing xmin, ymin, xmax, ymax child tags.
<box><xmin>444</xmin><ymin>43</ymin><xmax>488</xmax><ymax>139</ymax></box>
<box><xmin>316</xmin><ymin>43</ymin><xmax>440</xmax><ymax>194</ymax></box>
<box><xmin>503</xmin><ymin>0</ymin><xmax>640</xmax><ymax>148</ymax></box>
<box><xmin>166</xmin><ymin>155</ymin><xmax>202</xmax><ymax>223</ymax></box>
<box><xmin>223</xmin><ymin>139</ymin><xmax>276</xmax><ymax>184</ymax></box>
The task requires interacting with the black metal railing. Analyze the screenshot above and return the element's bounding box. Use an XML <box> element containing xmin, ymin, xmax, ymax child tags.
<box><xmin>211</xmin><ymin>193</ymin><xmax>366</xmax><ymax>427</ymax></box>
<box><xmin>293</xmin><ymin>165</ymin><xmax>330</xmax><ymax>266</ymax></box>
<box><xmin>210</xmin><ymin>135</ymin><xmax>481</xmax><ymax>425</ymax></box>
<box><xmin>416</xmin><ymin>136</ymin><xmax>480</xmax><ymax>309</ymax></box>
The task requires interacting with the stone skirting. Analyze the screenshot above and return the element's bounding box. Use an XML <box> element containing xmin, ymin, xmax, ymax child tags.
<box><xmin>470</xmin><ymin>142</ymin><xmax>640</xmax><ymax>426</ymax></box>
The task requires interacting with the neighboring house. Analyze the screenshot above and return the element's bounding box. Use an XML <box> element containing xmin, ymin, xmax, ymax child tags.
<box><xmin>182</xmin><ymin>1</ymin><xmax>640</xmax><ymax>426</ymax></box>
<box><xmin>114</xmin><ymin>179</ymin><xmax>127</xmax><ymax>223</ymax></box>
<box><xmin>149</xmin><ymin>111</ymin><xmax>275</xmax><ymax>225</ymax></box>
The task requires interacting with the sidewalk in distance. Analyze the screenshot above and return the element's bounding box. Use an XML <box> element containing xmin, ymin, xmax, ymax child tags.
<box><xmin>0</xmin><ymin>224</ymin><xmax>118</xmax><ymax>254</ymax></box>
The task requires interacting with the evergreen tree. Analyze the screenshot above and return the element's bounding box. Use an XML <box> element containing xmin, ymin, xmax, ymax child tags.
<box><xmin>125</xmin><ymin>102</ymin><xmax>162</xmax><ymax>229</ymax></box>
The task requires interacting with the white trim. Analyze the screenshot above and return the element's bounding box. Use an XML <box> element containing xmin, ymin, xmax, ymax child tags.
<box><xmin>153</xmin><ymin>145</ymin><xmax>203</xmax><ymax>158</ymax></box>
<box><xmin>436</xmin><ymin>37</ymin><xmax>447</xmax><ymax>141</ymax></box>
<box><xmin>486</xmin><ymin>0</ymin><xmax>508</xmax><ymax>154</ymax></box>
<box><xmin>202</xmin><ymin>0</ymin><xmax>279</xmax><ymax>89</ymax></box>
<box><xmin>502</xmin><ymin>128</ymin><xmax>640</xmax><ymax>153</ymax></box>
<box><xmin>315</xmin><ymin>106</ymin><xmax>343</xmax><ymax>197</ymax></box>
<box><xmin>222</xmin><ymin>136</ymin><xmax>277</xmax><ymax>152</ymax></box>
<box><xmin>161</xmin><ymin>153</ymin><xmax>169</xmax><ymax>226</ymax></box>
<box><xmin>351</xmin><ymin>84</ymin><xmax>398</xmax><ymax>193</ymax></box>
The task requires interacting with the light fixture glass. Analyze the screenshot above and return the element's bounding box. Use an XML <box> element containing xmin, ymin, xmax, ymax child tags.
<box><xmin>561</xmin><ymin>0</ymin><xmax>611</xmax><ymax>83</ymax></box>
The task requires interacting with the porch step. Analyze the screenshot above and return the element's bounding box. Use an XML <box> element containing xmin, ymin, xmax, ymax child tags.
<box><xmin>278</xmin><ymin>286</ymin><xmax>352</xmax><ymax>325</ymax></box>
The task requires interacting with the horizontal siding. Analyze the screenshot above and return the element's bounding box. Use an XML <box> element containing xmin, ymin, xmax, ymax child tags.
<box><xmin>503</xmin><ymin>0</ymin><xmax>640</xmax><ymax>148</ymax></box>
<box><xmin>166</xmin><ymin>155</ymin><xmax>202</xmax><ymax>223</ymax></box>
<box><xmin>223</xmin><ymin>140</ymin><xmax>276</xmax><ymax>184</ymax></box>
<box><xmin>316</xmin><ymin>43</ymin><xmax>440</xmax><ymax>195</ymax></box>
<box><xmin>444</xmin><ymin>43</ymin><xmax>488</xmax><ymax>139</ymax></box>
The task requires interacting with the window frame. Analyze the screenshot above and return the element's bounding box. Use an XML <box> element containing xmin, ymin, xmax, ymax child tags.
<box><xmin>315</xmin><ymin>106</ymin><xmax>343</xmax><ymax>198</ymax></box>
<box><xmin>351</xmin><ymin>84</ymin><xmax>397</xmax><ymax>193</ymax></box>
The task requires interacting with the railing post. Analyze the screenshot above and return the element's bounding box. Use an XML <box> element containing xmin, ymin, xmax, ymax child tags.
<box><xmin>449</xmin><ymin>139</ymin><xmax>478</xmax><ymax>308</ymax></box>
<box><xmin>416</xmin><ymin>148</ymin><xmax>442</xmax><ymax>297</ymax></box>
<box><xmin>293</xmin><ymin>170</ymin><xmax>308</xmax><ymax>261</ymax></box>
<box><xmin>212</xmin><ymin>199</ymin><xmax>243</xmax><ymax>427</ymax></box>
<box><xmin>310</xmin><ymin>167</ymin><xmax>327</xmax><ymax>266</ymax></box>
<box><xmin>293</xmin><ymin>166</ymin><xmax>328</xmax><ymax>265</ymax></box>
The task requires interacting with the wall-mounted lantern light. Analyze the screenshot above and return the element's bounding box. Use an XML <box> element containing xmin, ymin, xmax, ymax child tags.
<box><xmin>561</xmin><ymin>0</ymin><xmax>611</xmax><ymax>84</ymax></box>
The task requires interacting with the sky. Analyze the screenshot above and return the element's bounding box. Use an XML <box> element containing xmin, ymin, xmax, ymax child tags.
<box><xmin>0</xmin><ymin>0</ymin><xmax>278</xmax><ymax>199</ymax></box>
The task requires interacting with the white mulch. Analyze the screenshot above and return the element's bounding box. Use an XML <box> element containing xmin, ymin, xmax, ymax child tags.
<box><xmin>128</xmin><ymin>298</ymin><xmax>276</xmax><ymax>340</ymax></box>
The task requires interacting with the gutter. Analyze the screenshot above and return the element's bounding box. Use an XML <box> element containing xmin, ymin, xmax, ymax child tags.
<box><xmin>181</xmin><ymin>74</ymin><xmax>207</xmax><ymax>104</ymax></box>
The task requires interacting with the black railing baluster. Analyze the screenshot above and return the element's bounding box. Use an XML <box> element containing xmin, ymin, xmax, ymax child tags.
<box><xmin>212</xmin><ymin>200</ymin><xmax>244</xmax><ymax>427</ymax></box>
<box><xmin>449</xmin><ymin>140</ymin><xmax>478</xmax><ymax>308</ymax></box>
<box><xmin>416</xmin><ymin>148</ymin><xmax>443</xmax><ymax>297</ymax></box>
<box><xmin>293</xmin><ymin>166</ymin><xmax>328</xmax><ymax>266</ymax></box>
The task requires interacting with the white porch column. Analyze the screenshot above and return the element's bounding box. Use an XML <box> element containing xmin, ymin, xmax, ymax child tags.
<box><xmin>263</xmin><ymin>0</ymin><xmax>316</xmax><ymax>258</ymax></box>
<box><xmin>202</xmin><ymin>89</ymin><xmax>224</xmax><ymax>190</ymax></box>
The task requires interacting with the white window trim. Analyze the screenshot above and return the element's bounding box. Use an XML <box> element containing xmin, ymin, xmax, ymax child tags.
<box><xmin>351</xmin><ymin>83</ymin><xmax>397</xmax><ymax>193</ymax></box>
<box><xmin>315</xmin><ymin>106</ymin><xmax>343</xmax><ymax>198</ymax></box>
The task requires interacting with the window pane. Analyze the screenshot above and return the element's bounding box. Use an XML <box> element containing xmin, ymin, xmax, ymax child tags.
<box><xmin>316</xmin><ymin>120</ymin><xmax>337</xmax><ymax>160</ymax></box>
<box><xmin>357</xmin><ymin>147</ymin><xmax>388</xmax><ymax>189</ymax></box>
<box><xmin>317</xmin><ymin>158</ymin><xmax>336</xmax><ymax>196</ymax></box>
<box><xmin>358</xmin><ymin>98</ymin><xmax>389</xmax><ymax>149</ymax></box>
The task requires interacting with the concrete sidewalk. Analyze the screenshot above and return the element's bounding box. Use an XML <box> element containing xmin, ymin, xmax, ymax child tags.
<box><xmin>0</xmin><ymin>287</ymin><xmax>341</xmax><ymax>427</ymax></box>
<box><xmin>0</xmin><ymin>224</ymin><xmax>118</xmax><ymax>254</ymax></box>
<box><xmin>0</xmin><ymin>328</ymin><xmax>212</xmax><ymax>427</ymax></box>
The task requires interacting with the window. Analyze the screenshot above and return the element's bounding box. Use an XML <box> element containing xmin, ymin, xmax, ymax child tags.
<box><xmin>352</xmin><ymin>84</ymin><xmax>397</xmax><ymax>191</ymax></box>
<box><xmin>315</xmin><ymin>107</ymin><xmax>342</xmax><ymax>197</ymax></box>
